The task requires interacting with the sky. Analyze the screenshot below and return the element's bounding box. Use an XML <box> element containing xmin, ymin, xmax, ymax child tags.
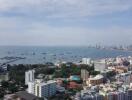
<box><xmin>0</xmin><ymin>0</ymin><xmax>132</xmax><ymax>46</ymax></box>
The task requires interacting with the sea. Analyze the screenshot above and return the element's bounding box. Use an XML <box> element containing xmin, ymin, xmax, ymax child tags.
<box><xmin>0</xmin><ymin>46</ymin><xmax>132</xmax><ymax>65</ymax></box>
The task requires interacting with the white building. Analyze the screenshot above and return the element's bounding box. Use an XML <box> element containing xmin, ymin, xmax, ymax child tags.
<box><xmin>27</xmin><ymin>79</ymin><xmax>56</xmax><ymax>98</ymax></box>
<box><xmin>35</xmin><ymin>80</ymin><xmax>56</xmax><ymax>98</ymax></box>
<box><xmin>116</xmin><ymin>71</ymin><xmax>132</xmax><ymax>85</ymax></box>
<box><xmin>82</xmin><ymin>58</ymin><xmax>92</xmax><ymax>65</ymax></box>
<box><xmin>94</xmin><ymin>59</ymin><xmax>107</xmax><ymax>71</ymax></box>
<box><xmin>129</xmin><ymin>59</ymin><xmax>132</xmax><ymax>65</ymax></box>
<box><xmin>27</xmin><ymin>82</ymin><xmax>35</xmax><ymax>94</ymax></box>
<box><xmin>25</xmin><ymin>70</ymin><xmax>35</xmax><ymax>85</ymax></box>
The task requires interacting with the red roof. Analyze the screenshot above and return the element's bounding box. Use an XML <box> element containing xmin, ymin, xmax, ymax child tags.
<box><xmin>67</xmin><ymin>82</ymin><xmax>80</xmax><ymax>89</ymax></box>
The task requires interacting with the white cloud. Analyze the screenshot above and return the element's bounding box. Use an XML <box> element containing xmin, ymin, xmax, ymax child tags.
<box><xmin>0</xmin><ymin>17</ymin><xmax>131</xmax><ymax>46</ymax></box>
<box><xmin>0</xmin><ymin>0</ymin><xmax>132</xmax><ymax>46</ymax></box>
<box><xmin>0</xmin><ymin>0</ymin><xmax>131</xmax><ymax>18</ymax></box>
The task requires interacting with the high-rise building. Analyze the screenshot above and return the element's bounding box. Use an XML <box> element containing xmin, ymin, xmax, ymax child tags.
<box><xmin>25</xmin><ymin>70</ymin><xmax>35</xmax><ymax>85</ymax></box>
<box><xmin>27</xmin><ymin>80</ymin><xmax>56</xmax><ymax>98</ymax></box>
<box><xmin>82</xmin><ymin>58</ymin><xmax>91</xmax><ymax>65</ymax></box>
<box><xmin>27</xmin><ymin>82</ymin><xmax>35</xmax><ymax>94</ymax></box>
<box><xmin>35</xmin><ymin>80</ymin><xmax>56</xmax><ymax>98</ymax></box>
<box><xmin>81</xmin><ymin>69</ymin><xmax>89</xmax><ymax>81</ymax></box>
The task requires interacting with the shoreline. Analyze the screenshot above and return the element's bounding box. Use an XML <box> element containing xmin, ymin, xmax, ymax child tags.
<box><xmin>96</xmin><ymin>47</ymin><xmax>132</xmax><ymax>53</ymax></box>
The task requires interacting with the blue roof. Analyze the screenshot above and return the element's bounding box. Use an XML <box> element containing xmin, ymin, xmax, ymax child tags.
<box><xmin>70</xmin><ymin>75</ymin><xmax>80</xmax><ymax>81</ymax></box>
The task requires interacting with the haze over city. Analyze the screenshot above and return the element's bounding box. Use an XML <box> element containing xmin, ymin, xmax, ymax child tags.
<box><xmin>0</xmin><ymin>0</ymin><xmax>132</xmax><ymax>46</ymax></box>
<box><xmin>1</xmin><ymin>1</ymin><xmax>132</xmax><ymax>100</ymax></box>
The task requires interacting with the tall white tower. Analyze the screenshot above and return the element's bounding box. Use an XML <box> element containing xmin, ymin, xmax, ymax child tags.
<box><xmin>82</xmin><ymin>58</ymin><xmax>91</xmax><ymax>65</ymax></box>
<box><xmin>25</xmin><ymin>69</ymin><xmax>35</xmax><ymax>85</ymax></box>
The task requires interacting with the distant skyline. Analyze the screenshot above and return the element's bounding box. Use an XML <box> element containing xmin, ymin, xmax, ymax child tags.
<box><xmin>0</xmin><ymin>0</ymin><xmax>132</xmax><ymax>46</ymax></box>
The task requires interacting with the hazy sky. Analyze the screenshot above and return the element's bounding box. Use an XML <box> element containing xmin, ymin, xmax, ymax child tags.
<box><xmin>0</xmin><ymin>0</ymin><xmax>132</xmax><ymax>46</ymax></box>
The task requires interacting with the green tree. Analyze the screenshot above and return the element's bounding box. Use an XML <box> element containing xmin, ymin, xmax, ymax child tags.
<box><xmin>1</xmin><ymin>81</ymin><xmax>9</xmax><ymax>88</ymax></box>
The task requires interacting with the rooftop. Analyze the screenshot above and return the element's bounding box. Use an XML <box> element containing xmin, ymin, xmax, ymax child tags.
<box><xmin>4</xmin><ymin>91</ymin><xmax>39</xmax><ymax>100</ymax></box>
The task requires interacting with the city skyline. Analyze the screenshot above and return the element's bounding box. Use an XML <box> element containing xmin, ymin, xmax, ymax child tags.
<box><xmin>0</xmin><ymin>0</ymin><xmax>132</xmax><ymax>46</ymax></box>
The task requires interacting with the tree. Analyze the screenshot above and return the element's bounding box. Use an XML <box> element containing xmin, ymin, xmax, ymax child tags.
<box><xmin>90</xmin><ymin>71</ymin><xmax>100</xmax><ymax>75</ymax></box>
<box><xmin>0</xmin><ymin>92</ymin><xmax>4</xmax><ymax>98</ymax></box>
<box><xmin>1</xmin><ymin>81</ymin><xmax>9</xmax><ymax>88</ymax></box>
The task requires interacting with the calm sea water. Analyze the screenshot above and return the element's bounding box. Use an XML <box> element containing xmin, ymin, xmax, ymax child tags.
<box><xmin>0</xmin><ymin>46</ymin><xmax>132</xmax><ymax>64</ymax></box>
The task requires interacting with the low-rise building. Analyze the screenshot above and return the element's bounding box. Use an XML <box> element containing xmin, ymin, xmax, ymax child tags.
<box><xmin>94</xmin><ymin>59</ymin><xmax>107</xmax><ymax>71</ymax></box>
<box><xmin>80</xmin><ymin>90</ymin><xmax>104</xmax><ymax>100</ymax></box>
<box><xmin>4</xmin><ymin>91</ymin><xmax>40</xmax><ymax>100</ymax></box>
<box><xmin>86</xmin><ymin>75</ymin><xmax>104</xmax><ymax>86</ymax></box>
<box><xmin>0</xmin><ymin>72</ymin><xmax>9</xmax><ymax>83</ymax></box>
<box><xmin>116</xmin><ymin>71</ymin><xmax>132</xmax><ymax>85</ymax></box>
